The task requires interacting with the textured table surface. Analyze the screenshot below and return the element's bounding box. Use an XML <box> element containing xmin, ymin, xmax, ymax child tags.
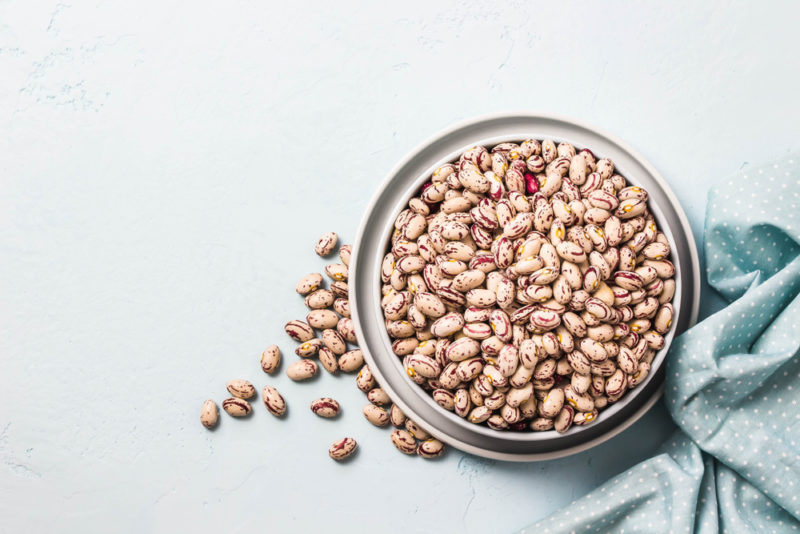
<box><xmin>2</xmin><ymin>2</ymin><xmax>799</xmax><ymax>532</ymax></box>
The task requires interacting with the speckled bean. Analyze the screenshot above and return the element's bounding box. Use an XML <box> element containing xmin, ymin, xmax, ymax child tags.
<box><xmin>390</xmin><ymin>404</ymin><xmax>407</xmax><ymax>427</ymax></box>
<box><xmin>261</xmin><ymin>345</ymin><xmax>281</xmax><ymax>374</ymax></box>
<box><xmin>307</xmin><ymin>309</ymin><xmax>340</xmax><ymax>330</ymax></box>
<box><xmin>310</xmin><ymin>397</ymin><xmax>339</xmax><ymax>418</ymax></box>
<box><xmin>315</xmin><ymin>232</ymin><xmax>338</xmax><ymax>257</ymax></box>
<box><xmin>391</xmin><ymin>429</ymin><xmax>418</xmax><ymax>455</ymax></box>
<box><xmin>262</xmin><ymin>385</ymin><xmax>287</xmax><ymax>416</ymax></box>
<box><xmin>339</xmin><ymin>244</ymin><xmax>352</xmax><ymax>266</ymax></box>
<box><xmin>222</xmin><ymin>397</ymin><xmax>251</xmax><ymax>417</ymax></box>
<box><xmin>294</xmin><ymin>338</ymin><xmax>321</xmax><ymax>357</ymax></box>
<box><xmin>540</xmin><ymin>388</ymin><xmax>564</xmax><ymax>417</ymax></box>
<box><xmin>226</xmin><ymin>379</ymin><xmax>256</xmax><ymax>399</ymax></box>
<box><xmin>285</xmin><ymin>320</ymin><xmax>314</xmax><ymax>342</ymax></box>
<box><xmin>417</xmin><ymin>439</ymin><xmax>445</xmax><ymax>459</ymax></box>
<box><xmin>367</xmin><ymin>387</ymin><xmax>391</xmax><ymax>406</ymax></box>
<box><xmin>296</xmin><ymin>273</ymin><xmax>323</xmax><ymax>295</ymax></box>
<box><xmin>201</xmin><ymin>399</ymin><xmax>218</xmax><ymax>428</ymax></box>
<box><xmin>338</xmin><ymin>349</ymin><xmax>364</xmax><ymax>372</ymax></box>
<box><xmin>286</xmin><ymin>360</ymin><xmax>318</xmax><ymax>381</ymax></box>
<box><xmin>405</xmin><ymin>419</ymin><xmax>431</xmax><ymax>440</ymax></box>
<box><xmin>318</xmin><ymin>347</ymin><xmax>339</xmax><ymax>375</ymax></box>
<box><xmin>329</xmin><ymin>437</ymin><xmax>357</xmax><ymax>461</ymax></box>
<box><xmin>363</xmin><ymin>404</ymin><xmax>390</xmax><ymax>426</ymax></box>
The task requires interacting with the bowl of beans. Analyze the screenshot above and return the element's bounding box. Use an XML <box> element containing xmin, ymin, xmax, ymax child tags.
<box><xmin>349</xmin><ymin>113</ymin><xmax>700</xmax><ymax>461</ymax></box>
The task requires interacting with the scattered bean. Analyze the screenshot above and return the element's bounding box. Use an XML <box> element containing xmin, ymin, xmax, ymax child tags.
<box><xmin>222</xmin><ymin>397</ymin><xmax>251</xmax><ymax>417</ymax></box>
<box><xmin>405</xmin><ymin>419</ymin><xmax>431</xmax><ymax>440</ymax></box>
<box><xmin>367</xmin><ymin>387</ymin><xmax>391</xmax><ymax>406</ymax></box>
<box><xmin>339</xmin><ymin>349</ymin><xmax>364</xmax><ymax>373</ymax></box>
<box><xmin>285</xmin><ymin>320</ymin><xmax>314</xmax><ymax>342</ymax></box>
<box><xmin>391</xmin><ymin>429</ymin><xmax>417</xmax><ymax>455</ymax></box>
<box><xmin>226</xmin><ymin>379</ymin><xmax>256</xmax><ymax>399</ymax></box>
<box><xmin>262</xmin><ymin>385</ymin><xmax>287</xmax><ymax>416</ymax></box>
<box><xmin>363</xmin><ymin>404</ymin><xmax>390</xmax><ymax>426</ymax></box>
<box><xmin>356</xmin><ymin>364</ymin><xmax>375</xmax><ymax>392</ymax></box>
<box><xmin>339</xmin><ymin>244</ymin><xmax>352</xmax><ymax>266</ymax></box>
<box><xmin>315</xmin><ymin>232</ymin><xmax>338</xmax><ymax>256</ymax></box>
<box><xmin>261</xmin><ymin>345</ymin><xmax>281</xmax><ymax>374</ymax></box>
<box><xmin>286</xmin><ymin>360</ymin><xmax>318</xmax><ymax>381</ymax></box>
<box><xmin>417</xmin><ymin>439</ymin><xmax>445</xmax><ymax>459</ymax></box>
<box><xmin>329</xmin><ymin>437</ymin><xmax>357</xmax><ymax>461</ymax></box>
<box><xmin>390</xmin><ymin>404</ymin><xmax>407</xmax><ymax>427</ymax></box>
<box><xmin>296</xmin><ymin>273</ymin><xmax>323</xmax><ymax>295</ymax></box>
<box><xmin>305</xmin><ymin>289</ymin><xmax>335</xmax><ymax>309</ymax></box>
<box><xmin>200</xmin><ymin>399</ymin><xmax>218</xmax><ymax>428</ymax></box>
<box><xmin>318</xmin><ymin>347</ymin><xmax>339</xmax><ymax>375</ymax></box>
<box><xmin>310</xmin><ymin>397</ymin><xmax>340</xmax><ymax>418</ymax></box>
<box><xmin>307</xmin><ymin>309</ymin><xmax>339</xmax><ymax>330</ymax></box>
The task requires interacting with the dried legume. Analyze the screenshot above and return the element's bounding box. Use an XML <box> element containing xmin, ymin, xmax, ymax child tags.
<box><xmin>329</xmin><ymin>437</ymin><xmax>357</xmax><ymax>461</ymax></box>
<box><xmin>310</xmin><ymin>397</ymin><xmax>340</xmax><ymax>418</ymax></box>
<box><xmin>200</xmin><ymin>399</ymin><xmax>218</xmax><ymax>428</ymax></box>
<box><xmin>261</xmin><ymin>345</ymin><xmax>281</xmax><ymax>374</ymax></box>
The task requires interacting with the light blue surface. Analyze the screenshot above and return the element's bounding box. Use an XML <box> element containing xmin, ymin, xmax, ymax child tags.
<box><xmin>1</xmin><ymin>2</ymin><xmax>799</xmax><ymax>532</ymax></box>
<box><xmin>518</xmin><ymin>153</ymin><xmax>800</xmax><ymax>533</ymax></box>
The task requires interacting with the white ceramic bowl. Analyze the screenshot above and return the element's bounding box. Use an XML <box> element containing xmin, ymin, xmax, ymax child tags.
<box><xmin>350</xmin><ymin>113</ymin><xmax>700</xmax><ymax>461</ymax></box>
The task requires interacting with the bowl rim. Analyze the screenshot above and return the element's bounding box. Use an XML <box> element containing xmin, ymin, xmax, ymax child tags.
<box><xmin>350</xmin><ymin>111</ymin><xmax>700</xmax><ymax>461</ymax></box>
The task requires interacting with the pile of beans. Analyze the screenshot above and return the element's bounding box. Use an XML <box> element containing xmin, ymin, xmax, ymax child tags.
<box><xmin>381</xmin><ymin>139</ymin><xmax>676</xmax><ymax>433</ymax></box>
<box><xmin>201</xmin><ymin>232</ymin><xmax>445</xmax><ymax>461</ymax></box>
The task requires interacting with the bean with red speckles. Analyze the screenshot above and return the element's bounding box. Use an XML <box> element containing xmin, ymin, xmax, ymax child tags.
<box><xmin>318</xmin><ymin>347</ymin><xmax>339</xmax><ymax>375</ymax></box>
<box><xmin>296</xmin><ymin>339</ymin><xmax>322</xmax><ymax>357</ymax></box>
<box><xmin>337</xmin><ymin>317</ymin><xmax>357</xmax><ymax>343</ymax></box>
<box><xmin>554</xmin><ymin>405</ymin><xmax>575</xmax><ymax>433</ymax></box>
<box><xmin>417</xmin><ymin>439</ymin><xmax>445</xmax><ymax>459</ymax></box>
<box><xmin>329</xmin><ymin>437</ymin><xmax>357</xmax><ymax>461</ymax></box>
<box><xmin>390</xmin><ymin>404</ymin><xmax>407</xmax><ymax>427</ymax></box>
<box><xmin>200</xmin><ymin>400</ymin><xmax>218</xmax><ymax>428</ymax></box>
<box><xmin>285</xmin><ymin>320</ymin><xmax>314</xmax><ymax>342</ymax></box>
<box><xmin>262</xmin><ymin>385</ymin><xmax>287</xmax><ymax>416</ymax></box>
<box><xmin>367</xmin><ymin>387</ymin><xmax>390</xmax><ymax>406</ymax></box>
<box><xmin>339</xmin><ymin>349</ymin><xmax>364</xmax><ymax>373</ymax></box>
<box><xmin>315</xmin><ymin>232</ymin><xmax>338</xmax><ymax>257</ymax></box>
<box><xmin>363</xmin><ymin>404</ymin><xmax>390</xmax><ymax>426</ymax></box>
<box><xmin>226</xmin><ymin>379</ymin><xmax>256</xmax><ymax>399</ymax></box>
<box><xmin>325</xmin><ymin>263</ymin><xmax>348</xmax><ymax>282</ymax></box>
<box><xmin>286</xmin><ymin>360</ymin><xmax>318</xmax><ymax>381</ymax></box>
<box><xmin>296</xmin><ymin>273</ymin><xmax>323</xmax><ymax>295</ymax></box>
<box><xmin>333</xmin><ymin>298</ymin><xmax>350</xmax><ymax>317</ymax></box>
<box><xmin>322</xmin><ymin>329</ymin><xmax>347</xmax><ymax>355</ymax></box>
<box><xmin>261</xmin><ymin>345</ymin><xmax>281</xmax><ymax>374</ymax></box>
<box><xmin>305</xmin><ymin>289</ymin><xmax>334</xmax><ymax>309</ymax></box>
<box><xmin>405</xmin><ymin>419</ymin><xmax>431</xmax><ymax>440</ymax></box>
<box><xmin>307</xmin><ymin>309</ymin><xmax>339</xmax><ymax>330</ymax></box>
<box><xmin>339</xmin><ymin>244</ymin><xmax>352</xmax><ymax>266</ymax></box>
<box><xmin>391</xmin><ymin>429</ymin><xmax>417</xmax><ymax>455</ymax></box>
<box><xmin>222</xmin><ymin>397</ymin><xmax>251</xmax><ymax>417</ymax></box>
<box><xmin>331</xmin><ymin>281</ymin><xmax>349</xmax><ymax>298</ymax></box>
<box><xmin>310</xmin><ymin>397</ymin><xmax>340</xmax><ymax>418</ymax></box>
<box><xmin>356</xmin><ymin>365</ymin><xmax>375</xmax><ymax>392</ymax></box>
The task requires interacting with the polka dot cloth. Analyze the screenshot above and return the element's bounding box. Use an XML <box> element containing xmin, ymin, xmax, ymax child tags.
<box><xmin>518</xmin><ymin>154</ymin><xmax>800</xmax><ymax>533</ymax></box>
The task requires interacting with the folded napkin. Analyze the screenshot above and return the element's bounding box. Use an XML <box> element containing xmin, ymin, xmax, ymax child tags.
<box><xmin>518</xmin><ymin>153</ymin><xmax>800</xmax><ymax>533</ymax></box>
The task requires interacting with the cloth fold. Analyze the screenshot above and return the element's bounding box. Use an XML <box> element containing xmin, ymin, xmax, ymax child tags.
<box><xmin>518</xmin><ymin>153</ymin><xmax>800</xmax><ymax>533</ymax></box>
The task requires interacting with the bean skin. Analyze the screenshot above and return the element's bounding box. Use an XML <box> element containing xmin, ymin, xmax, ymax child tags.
<box><xmin>329</xmin><ymin>438</ymin><xmax>357</xmax><ymax>461</ymax></box>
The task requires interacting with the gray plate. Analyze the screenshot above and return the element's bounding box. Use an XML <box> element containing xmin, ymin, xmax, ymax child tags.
<box><xmin>350</xmin><ymin>112</ymin><xmax>700</xmax><ymax>461</ymax></box>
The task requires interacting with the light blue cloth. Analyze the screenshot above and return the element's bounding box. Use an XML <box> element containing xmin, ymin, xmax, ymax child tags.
<box><xmin>518</xmin><ymin>153</ymin><xmax>800</xmax><ymax>533</ymax></box>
